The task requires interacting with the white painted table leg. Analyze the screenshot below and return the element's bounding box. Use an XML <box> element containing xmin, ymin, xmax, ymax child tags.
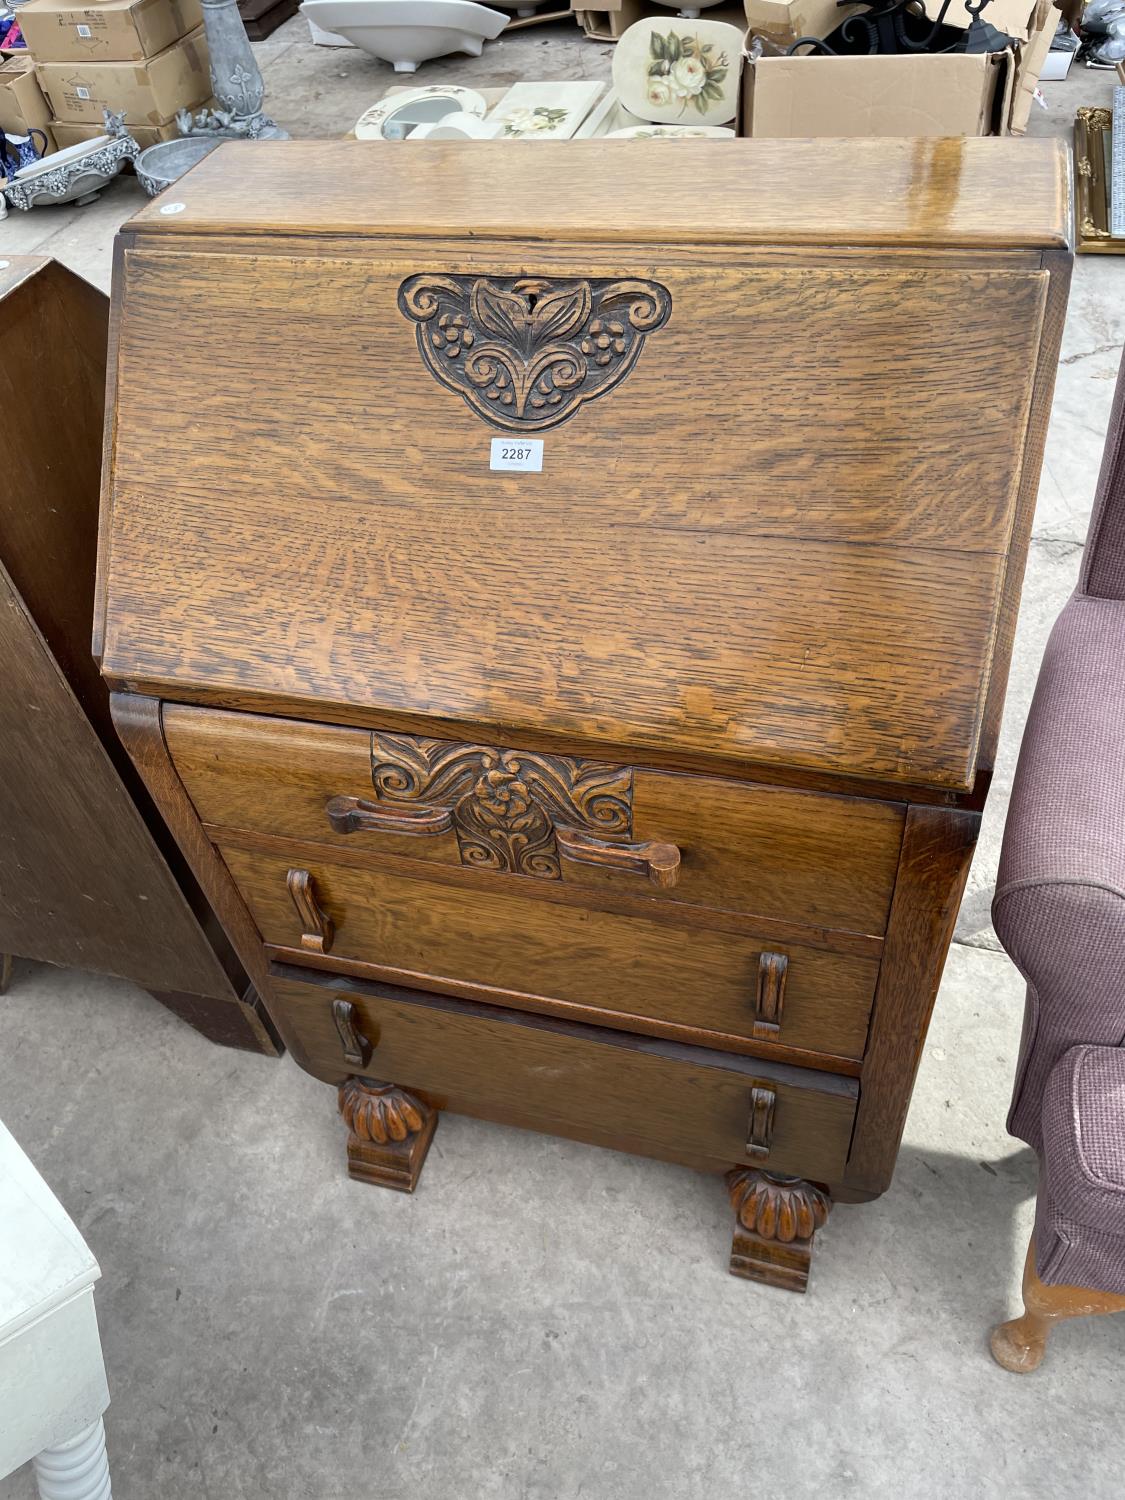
<box><xmin>32</xmin><ymin>1419</ymin><xmax>111</xmax><ymax>1500</ymax></box>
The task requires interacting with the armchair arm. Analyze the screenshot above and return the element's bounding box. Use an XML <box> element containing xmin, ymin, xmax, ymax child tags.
<box><xmin>1080</xmin><ymin>345</ymin><xmax>1125</xmax><ymax>601</ymax></box>
<box><xmin>992</xmin><ymin>593</ymin><xmax>1125</xmax><ymax>1149</ymax></box>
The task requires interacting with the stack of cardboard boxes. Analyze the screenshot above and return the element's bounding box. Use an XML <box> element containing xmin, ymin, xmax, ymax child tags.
<box><xmin>9</xmin><ymin>0</ymin><xmax>212</xmax><ymax>151</ymax></box>
<box><xmin>0</xmin><ymin>47</ymin><xmax>56</xmax><ymax>155</ymax></box>
<box><xmin>575</xmin><ymin>0</ymin><xmax>1058</xmax><ymax>136</ymax></box>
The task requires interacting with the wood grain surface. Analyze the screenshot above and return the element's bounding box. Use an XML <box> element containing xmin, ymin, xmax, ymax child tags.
<box><xmin>101</xmin><ymin>248</ymin><xmax>1049</xmax><ymax>789</ymax></box>
<box><xmin>164</xmin><ymin>704</ymin><xmax>904</xmax><ymax>935</ymax></box>
<box><xmin>224</xmin><ymin>844</ymin><xmax>880</xmax><ymax>1060</ymax></box>
<box><xmin>844</xmin><ymin>804</ymin><xmax>980</xmax><ymax>1195</ymax></box>
<box><xmin>122</xmin><ymin>138</ymin><xmax>1069</xmax><ymax>249</ymax></box>
<box><xmin>0</xmin><ymin>566</ymin><xmax>230</xmax><ymax>996</ymax></box>
<box><xmin>0</xmin><ymin>259</ymin><xmax>270</xmax><ymax>1050</ymax></box>
<box><xmin>269</xmin><ymin>969</ymin><xmax>859</xmax><ymax>1182</ymax></box>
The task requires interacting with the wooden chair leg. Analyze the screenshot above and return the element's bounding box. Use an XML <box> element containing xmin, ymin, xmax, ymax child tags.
<box><xmin>0</xmin><ymin>953</ymin><xmax>11</xmax><ymax>995</ymax></box>
<box><xmin>990</xmin><ymin>1237</ymin><xmax>1125</xmax><ymax>1372</ymax></box>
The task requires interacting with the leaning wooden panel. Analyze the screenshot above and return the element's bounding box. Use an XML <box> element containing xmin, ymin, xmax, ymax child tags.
<box><xmin>97</xmin><ymin>142</ymin><xmax>1072</xmax><ymax>1293</ymax></box>
<box><xmin>0</xmin><ymin>257</ymin><xmax>276</xmax><ymax>1054</ymax></box>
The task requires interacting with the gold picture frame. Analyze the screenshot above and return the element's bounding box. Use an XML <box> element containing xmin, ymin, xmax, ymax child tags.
<box><xmin>1075</xmin><ymin>104</ymin><xmax>1122</xmax><ymax>255</ymax></box>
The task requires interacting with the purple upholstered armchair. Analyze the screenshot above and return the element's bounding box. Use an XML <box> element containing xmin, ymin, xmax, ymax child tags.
<box><xmin>990</xmin><ymin>347</ymin><xmax>1125</xmax><ymax>1372</ymax></box>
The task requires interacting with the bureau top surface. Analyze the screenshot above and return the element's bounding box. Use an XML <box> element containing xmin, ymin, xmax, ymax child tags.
<box><xmin>99</xmin><ymin>139</ymin><xmax>1069</xmax><ymax>792</ymax></box>
<box><xmin>124</xmin><ymin>137</ymin><xmax>1069</xmax><ymax>249</ymax></box>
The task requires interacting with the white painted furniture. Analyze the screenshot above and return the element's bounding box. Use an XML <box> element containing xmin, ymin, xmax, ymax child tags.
<box><xmin>0</xmin><ymin>1122</ymin><xmax>112</xmax><ymax>1499</ymax></box>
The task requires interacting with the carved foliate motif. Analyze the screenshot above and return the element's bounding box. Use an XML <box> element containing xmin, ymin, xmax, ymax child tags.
<box><xmin>397</xmin><ymin>274</ymin><xmax>672</xmax><ymax>430</ymax></box>
<box><xmin>369</xmin><ymin>733</ymin><xmax>633</xmax><ymax>880</ymax></box>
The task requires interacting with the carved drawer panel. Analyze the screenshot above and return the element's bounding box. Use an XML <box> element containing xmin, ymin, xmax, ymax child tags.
<box><xmin>270</xmin><ymin>970</ymin><xmax>859</xmax><ymax>1182</ymax></box>
<box><xmin>165</xmin><ymin>706</ymin><xmax>904</xmax><ymax>936</ymax></box>
<box><xmin>221</xmin><ymin>847</ymin><xmax>881</xmax><ymax>1062</ymax></box>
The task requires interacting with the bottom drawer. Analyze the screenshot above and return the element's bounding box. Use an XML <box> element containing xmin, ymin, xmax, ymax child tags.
<box><xmin>272</xmin><ymin>967</ymin><xmax>858</xmax><ymax>1182</ymax></box>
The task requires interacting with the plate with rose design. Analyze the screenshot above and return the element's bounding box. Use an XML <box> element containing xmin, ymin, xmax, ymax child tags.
<box><xmin>612</xmin><ymin>16</ymin><xmax>743</xmax><ymax>127</ymax></box>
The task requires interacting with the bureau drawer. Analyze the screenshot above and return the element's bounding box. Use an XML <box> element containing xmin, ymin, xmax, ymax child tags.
<box><xmin>272</xmin><ymin>969</ymin><xmax>859</xmax><ymax>1182</ymax></box>
<box><xmin>166</xmin><ymin>706</ymin><xmax>904</xmax><ymax>935</ymax></box>
<box><xmin>223</xmin><ymin>847</ymin><xmax>880</xmax><ymax>1062</ymax></box>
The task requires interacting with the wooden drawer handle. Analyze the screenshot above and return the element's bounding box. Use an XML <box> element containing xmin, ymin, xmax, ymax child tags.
<box><xmin>287</xmin><ymin>867</ymin><xmax>334</xmax><ymax>954</ymax></box>
<box><xmin>752</xmin><ymin>952</ymin><xmax>789</xmax><ymax>1041</ymax></box>
<box><xmin>746</xmin><ymin>1086</ymin><xmax>776</xmax><ymax>1161</ymax></box>
<box><xmin>325</xmin><ymin>795</ymin><xmax>453</xmax><ymax>837</ymax></box>
<box><xmin>332</xmin><ymin>998</ymin><xmax>374</xmax><ymax>1069</ymax></box>
<box><xmin>555</xmin><ymin>826</ymin><xmax>681</xmax><ymax>889</ymax></box>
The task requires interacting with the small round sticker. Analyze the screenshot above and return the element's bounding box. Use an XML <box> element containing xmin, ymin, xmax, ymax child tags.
<box><xmin>159</xmin><ymin>202</ymin><xmax>185</xmax><ymax>215</ymax></box>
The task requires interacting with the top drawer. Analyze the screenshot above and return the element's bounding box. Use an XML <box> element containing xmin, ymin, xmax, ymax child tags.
<box><xmin>164</xmin><ymin>706</ymin><xmax>904</xmax><ymax>936</ymax></box>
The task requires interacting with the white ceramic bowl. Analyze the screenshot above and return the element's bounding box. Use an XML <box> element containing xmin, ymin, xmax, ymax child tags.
<box><xmin>300</xmin><ymin>0</ymin><xmax>509</xmax><ymax>71</ymax></box>
<box><xmin>355</xmin><ymin>84</ymin><xmax>487</xmax><ymax>138</ymax></box>
<box><xmin>407</xmin><ymin>110</ymin><xmax>500</xmax><ymax>139</ymax></box>
<box><xmin>652</xmin><ymin>0</ymin><xmax>729</xmax><ymax>13</ymax></box>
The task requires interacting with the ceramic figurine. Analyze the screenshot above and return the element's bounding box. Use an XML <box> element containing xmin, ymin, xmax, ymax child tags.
<box><xmin>612</xmin><ymin>15</ymin><xmax>743</xmax><ymax>126</ymax></box>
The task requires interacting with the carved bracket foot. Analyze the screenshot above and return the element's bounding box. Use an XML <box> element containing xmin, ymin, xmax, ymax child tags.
<box><xmin>726</xmin><ymin>1169</ymin><xmax>831</xmax><ymax>1294</ymax></box>
<box><xmin>338</xmin><ymin>1076</ymin><xmax>437</xmax><ymax>1193</ymax></box>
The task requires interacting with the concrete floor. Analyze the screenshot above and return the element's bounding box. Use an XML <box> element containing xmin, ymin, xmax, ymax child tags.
<box><xmin>2</xmin><ymin>22</ymin><xmax>1125</xmax><ymax>1499</ymax></box>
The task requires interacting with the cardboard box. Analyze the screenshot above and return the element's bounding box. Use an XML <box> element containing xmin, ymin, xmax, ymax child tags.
<box><xmin>744</xmin><ymin>0</ymin><xmax>863</xmax><ymax>50</ymax></box>
<box><xmin>0</xmin><ymin>55</ymin><xmax>57</xmax><ymax>149</ymax></box>
<box><xmin>741</xmin><ymin>51</ymin><xmax>1010</xmax><ymax>137</ymax></box>
<box><xmin>50</xmin><ymin>108</ymin><xmax>204</xmax><ymax>145</ymax></box>
<box><xmin>578</xmin><ymin>0</ymin><xmax>744</xmax><ymax>40</ymax></box>
<box><xmin>575</xmin><ymin>1</ymin><xmax>662</xmax><ymax>40</ymax></box>
<box><xmin>36</xmin><ymin>24</ymin><xmax>208</xmax><ymax>123</ymax></box>
<box><xmin>740</xmin><ymin>0</ymin><xmax>1053</xmax><ymax>139</ymax></box>
<box><xmin>17</xmin><ymin>0</ymin><xmax>202</xmax><ymax>64</ymax></box>
<box><xmin>1007</xmin><ymin>0</ymin><xmax>1056</xmax><ymax>130</ymax></box>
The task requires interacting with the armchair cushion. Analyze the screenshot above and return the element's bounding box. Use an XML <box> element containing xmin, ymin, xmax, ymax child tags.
<box><xmin>1036</xmin><ymin>1045</ymin><xmax>1125</xmax><ymax>1291</ymax></box>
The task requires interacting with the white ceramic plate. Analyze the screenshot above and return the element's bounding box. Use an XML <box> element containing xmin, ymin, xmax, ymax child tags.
<box><xmin>612</xmin><ymin>15</ymin><xmax>743</xmax><ymax>126</ymax></box>
<box><xmin>355</xmin><ymin>85</ymin><xmax>488</xmax><ymax>138</ymax></box>
<box><xmin>605</xmin><ymin>124</ymin><xmax>735</xmax><ymax>138</ymax></box>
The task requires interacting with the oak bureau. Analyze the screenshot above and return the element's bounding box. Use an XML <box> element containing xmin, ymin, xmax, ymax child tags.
<box><xmin>97</xmin><ymin>138</ymin><xmax>1071</xmax><ymax>1292</ymax></box>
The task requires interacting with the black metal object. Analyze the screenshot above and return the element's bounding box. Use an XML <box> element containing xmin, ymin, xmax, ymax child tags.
<box><xmin>785</xmin><ymin>0</ymin><xmax>1015</xmax><ymax>56</ymax></box>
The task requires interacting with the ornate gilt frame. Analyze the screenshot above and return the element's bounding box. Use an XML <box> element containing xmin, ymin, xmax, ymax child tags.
<box><xmin>1075</xmin><ymin>105</ymin><xmax>1122</xmax><ymax>257</ymax></box>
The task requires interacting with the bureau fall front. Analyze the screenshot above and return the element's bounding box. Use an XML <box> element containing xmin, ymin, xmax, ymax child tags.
<box><xmin>96</xmin><ymin>137</ymin><xmax>1071</xmax><ymax>1292</ymax></box>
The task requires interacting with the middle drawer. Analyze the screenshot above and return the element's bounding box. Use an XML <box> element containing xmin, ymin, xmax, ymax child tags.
<box><xmin>221</xmin><ymin>846</ymin><xmax>880</xmax><ymax>1062</ymax></box>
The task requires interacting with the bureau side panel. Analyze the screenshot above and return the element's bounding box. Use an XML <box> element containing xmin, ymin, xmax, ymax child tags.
<box><xmin>844</xmin><ymin>803</ymin><xmax>980</xmax><ymax>1197</ymax></box>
